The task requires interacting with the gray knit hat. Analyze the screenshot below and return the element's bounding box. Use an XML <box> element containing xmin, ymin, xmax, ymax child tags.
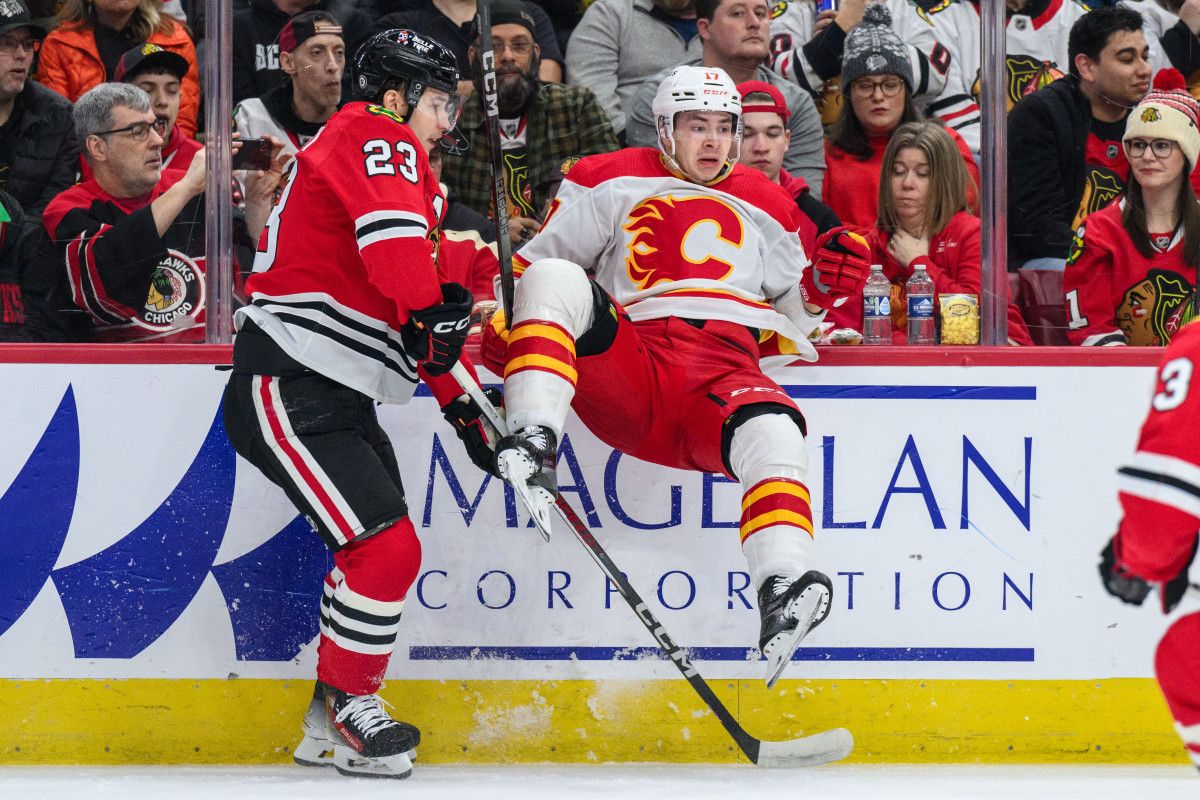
<box><xmin>840</xmin><ymin>4</ymin><xmax>913</xmax><ymax>93</ymax></box>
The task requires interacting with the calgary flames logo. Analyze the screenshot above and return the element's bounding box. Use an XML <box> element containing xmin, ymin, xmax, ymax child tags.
<box><xmin>623</xmin><ymin>195</ymin><xmax>744</xmax><ymax>290</ymax></box>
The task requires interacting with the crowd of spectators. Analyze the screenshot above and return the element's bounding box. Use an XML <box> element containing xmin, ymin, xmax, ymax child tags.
<box><xmin>5</xmin><ymin>0</ymin><xmax>1200</xmax><ymax>345</ymax></box>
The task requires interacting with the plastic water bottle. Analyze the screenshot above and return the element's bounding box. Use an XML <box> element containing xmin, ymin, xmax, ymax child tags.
<box><xmin>862</xmin><ymin>264</ymin><xmax>891</xmax><ymax>345</ymax></box>
<box><xmin>906</xmin><ymin>265</ymin><xmax>936</xmax><ymax>345</ymax></box>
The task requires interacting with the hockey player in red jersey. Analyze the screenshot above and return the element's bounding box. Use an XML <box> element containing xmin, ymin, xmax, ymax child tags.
<box><xmin>221</xmin><ymin>29</ymin><xmax>498</xmax><ymax>779</ymax></box>
<box><xmin>1100</xmin><ymin>320</ymin><xmax>1200</xmax><ymax>772</ymax></box>
<box><xmin>482</xmin><ymin>65</ymin><xmax>871</xmax><ymax>687</ymax></box>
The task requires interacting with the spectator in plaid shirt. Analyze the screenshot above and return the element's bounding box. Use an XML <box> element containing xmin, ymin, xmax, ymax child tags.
<box><xmin>441</xmin><ymin>0</ymin><xmax>618</xmax><ymax>247</ymax></box>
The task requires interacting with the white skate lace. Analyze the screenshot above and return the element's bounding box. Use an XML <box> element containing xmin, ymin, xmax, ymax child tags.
<box><xmin>335</xmin><ymin>694</ymin><xmax>398</xmax><ymax>738</ymax></box>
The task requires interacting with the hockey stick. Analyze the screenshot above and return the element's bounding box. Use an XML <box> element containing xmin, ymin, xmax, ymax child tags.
<box><xmin>448</xmin><ymin>362</ymin><xmax>854</xmax><ymax>767</ymax></box>
<box><xmin>475</xmin><ymin>0</ymin><xmax>516</xmax><ymax>321</ymax></box>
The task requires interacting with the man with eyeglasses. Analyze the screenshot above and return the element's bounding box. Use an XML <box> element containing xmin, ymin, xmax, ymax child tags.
<box><xmin>41</xmin><ymin>83</ymin><xmax>282</xmax><ymax>342</ymax></box>
<box><xmin>114</xmin><ymin>43</ymin><xmax>201</xmax><ymax>172</ymax></box>
<box><xmin>0</xmin><ymin>0</ymin><xmax>79</xmax><ymax>218</ymax></box>
<box><xmin>441</xmin><ymin>0</ymin><xmax>617</xmax><ymax>246</ymax></box>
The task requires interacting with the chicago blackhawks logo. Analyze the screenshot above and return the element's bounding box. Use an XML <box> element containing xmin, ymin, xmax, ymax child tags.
<box><xmin>136</xmin><ymin>250</ymin><xmax>204</xmax><ymax>332</ymax></box>
<box><xmin>971</xmin><ymin>55</ymin><xmax>1064</xmax><ymax>110</ymax></box>
<box><xmin>1071</xmin><ymin>167</ymin><xmax>1125</xmax><ymax>230</ymax></box>
<box><xmin>1141</xmin><ymin>107</ymin><xmax>1162</xmax><ymax>123</ymax></box>
<box><xmin>1117</xmin><ymin>268</ymin><xmax>1195</xmax><ymax>346</ymax></box>
<box><xmin>623</xmin><ymin>195</ymin><xmax>744</xmax><ymax>290</ymax></box>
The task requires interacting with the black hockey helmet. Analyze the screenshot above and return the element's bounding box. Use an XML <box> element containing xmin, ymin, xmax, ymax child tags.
<box><xmin>353</xmin><ymin>28</ymin><xmax>459</xmax><ymax>105</ymax></box>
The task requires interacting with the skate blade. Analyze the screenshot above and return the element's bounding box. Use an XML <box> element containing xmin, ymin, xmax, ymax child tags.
<box><xmin>762</xmin><ymin>584</ymin><xmax>831</xmax><ymax>689</ymax></box>
<box><xmin>295</xmin><ymin>734</ymin><xmax>416</xmax><ymax>767</ymax></box>
<box><xmin>332</xmin><ymin>745</ymin><xmax>413</xmax><ymax>779</ymax></box>
<box><xmin>498</xmin><ymin>453</ymin><xmax>553</xmax><ymax>541</ymax></box>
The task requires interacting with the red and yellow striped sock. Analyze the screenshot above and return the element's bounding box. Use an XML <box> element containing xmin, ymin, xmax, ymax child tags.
<box><xmin>740</xmin><ymin>477</ymin><xmax>814</xmax><ymax>543</ymax></box>
<box><xmin>504</xmin><ymin>318</ymin><xmax>578</xmax><ymax>387</ymax></box>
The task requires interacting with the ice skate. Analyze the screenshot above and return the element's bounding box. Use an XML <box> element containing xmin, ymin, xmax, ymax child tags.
<box><xmin>495</xmin><ymin>424</ymin><xmax>558</xmax><ymax>541</ymax></box>
<box><xmin>293</xmin><ymin>682</ymin><xmax>420</xmax><ymax>779</ymax></box>
<box><xmin>758</xmin><ymin>571</ymin><xmax>832</xmax><ymax>689</ymax></box>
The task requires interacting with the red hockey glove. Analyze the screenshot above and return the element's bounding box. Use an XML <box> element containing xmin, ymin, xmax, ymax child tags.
<box><xmin>404</xmin><ymin>283</ymin><xmax>474</xmax><ymax>376</ymax></box>
<box><xmin>442</xmin><ymin>388</ymin><xmax>503</xmax><ymax>477</ymax></box>
<box><xmin>480</xmin><ymin>308</ymin><xmax>510</xmax><ymax>378</ymax></box>
<box><xmin>800</xmin><ymin>226</ymin><xmax>871</xmax><ymax>307</ymax></box>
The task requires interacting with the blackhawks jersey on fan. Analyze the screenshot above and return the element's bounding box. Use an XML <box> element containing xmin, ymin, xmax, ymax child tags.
<box><xmin>42</xmin><ymin>171</ymin><xmax>207</xmax><ymax>342</ymax></box>
<box><xmin>1114</xmin><ymin>319</ymin><xmax>1200</xmax><ymax>583</ymax></box>
<box><xmin>512</xmin><ymin>148</ymin><xmax>821</xmax><ymax>360</ymax></box>
<box><xmin>1064</xmin><ymin>199</ymin><xmax>1197</xmax><ymax>346</ymax></box>
<box><xmin>924</xmin><ymin>0</ymin><xmax>1177</xmax><ymax>155</ymax></box>
<box><xmin>238</xmin><ymin>101</ymin><xmax>447</xmax><ymax>403</ymax></box>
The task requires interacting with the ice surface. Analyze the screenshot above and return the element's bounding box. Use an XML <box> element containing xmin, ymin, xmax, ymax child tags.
<box><xmin>0</xmin><ymin>764</ymin><xmax>1195</xmax><ymax>800</ymax></box>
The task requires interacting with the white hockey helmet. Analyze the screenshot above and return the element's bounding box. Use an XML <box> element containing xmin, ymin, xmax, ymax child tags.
<box><xmin>652</xmin><ymin>65</ymin><xmax>743</xmax><ymax>179</ymax></box>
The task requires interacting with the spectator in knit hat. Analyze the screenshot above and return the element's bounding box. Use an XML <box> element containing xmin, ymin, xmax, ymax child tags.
<box><xmin>116</xmin><ymin>43</ymin><xmax>200</xmax><ymax>172</ymax></box>
<box><xmin>234</xmin><ymin>10</ymin><xmax>344</xmax><ymax>158</ymax></box>
<box><xmin>737</xmin><ymin>79</ymin><xmax>840</xmax><ymax>247</ymax></box>
<box><xmin>822</xmin><ymin>3</ymin><xmax>977</xmax><ymax>230</ymax></box>
<box><xmin>1064</xmin><ymin>68</ymin><xmax>1200</xmax><ymax>346</ymax></box>
<box><xmin>0</xmin><ymin>0</ymin><xmax>79</xmax><ymax>217</ymax></box>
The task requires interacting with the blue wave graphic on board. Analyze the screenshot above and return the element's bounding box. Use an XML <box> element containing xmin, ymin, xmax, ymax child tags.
<box><xmin>51</xmin><ymin>404</ymin><xmax>235</xmax><ymax>658</ymax></box>
<box><xmin>0</xmin><ymin>387</ymin><xmax>79</xmax><ymax>637</ymax></box>
<box><xmin>212</xmin><ymin>515</ymin><xmax>332</xmax><ymax>661</ymax></box>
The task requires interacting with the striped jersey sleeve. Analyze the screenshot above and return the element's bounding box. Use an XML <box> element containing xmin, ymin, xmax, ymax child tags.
<box><xmin>1114</xmin><ymin>322</ymin><xmax>1200</xmax><ymax>582</ymax></box>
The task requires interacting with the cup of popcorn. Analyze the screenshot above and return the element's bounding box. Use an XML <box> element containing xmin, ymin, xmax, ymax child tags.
<box><xmin>939</xmin><ymin>294</ymin><xmax>979</xmax><ymax>345</ymax></box>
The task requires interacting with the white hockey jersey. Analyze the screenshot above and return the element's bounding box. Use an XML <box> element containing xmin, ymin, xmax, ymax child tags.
<box><xmin>511</xmin><ymin>147</ymin><xmax>823</xmax><ymax>361</ymax></box>
<box><xmin>768</xmin><ymin>0</ymin><xmax>950</xmax><ymax>120</ymax></box>
<box><xmin>925</xmin><ymin>0</ymin><xmax>1175</xmax><ymax>155</ymax></box>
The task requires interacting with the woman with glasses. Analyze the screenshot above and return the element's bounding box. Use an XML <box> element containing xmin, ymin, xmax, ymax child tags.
<box><xmin>37</xmin><ymin>0</ymin><xmax>200</xmax><ymax>137</ymax></box>
<box><xmin>1064</xmin><ymin>71</ymin><xmax>1200</xmax><ymax>347</ymax></box>
<box><xmin>821</xmin><ymin>4</ymin><xmax>977</xmax><ymax>231</ymax></box>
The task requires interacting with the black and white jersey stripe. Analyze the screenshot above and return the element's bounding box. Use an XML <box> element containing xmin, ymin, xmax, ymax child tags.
<box><xmin>237</xmin><ymin>292</ymin><xmax>420</xmax><ymax>404</ymax></box>
<box><xmin>1118</xmin><ymin>451</ymin><xmax>1200</xmax><ymax>521</ymax></box>
<box><xmin>355</xmin><ymin>210</ymin><xmax>428</xmax><ymax>250</ymax></box>
<box><xmin>321</xmin><ymin>569</ymin><xmax>405</xmax><ymax>656</ymax></box>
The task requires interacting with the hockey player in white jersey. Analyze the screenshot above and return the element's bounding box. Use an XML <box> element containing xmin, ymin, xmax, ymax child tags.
<box><xmin>481</xmin><ymin>65</ymin><xmax>871</xmax><ymax>686</ymax></box>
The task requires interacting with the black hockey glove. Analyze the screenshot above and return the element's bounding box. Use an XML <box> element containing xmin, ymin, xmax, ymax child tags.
<box><xmin>442</xmin><ymin>388</ymin><xmax>503</xmax><ymax>477</ymax></box>
<box><xmin>404</xmin><ymin>283</ymin><xmax>474</xmax><ymax>376</ymax></box>
<box><xmin>1161</xmin><ymin>536</ymin><xmax>1199</xmax><ymax>614</ymax></box>
<box><xmin>1099</xmin><ymin>536</ymin><xmax>1152</xmax><ymax>607</ymax></box>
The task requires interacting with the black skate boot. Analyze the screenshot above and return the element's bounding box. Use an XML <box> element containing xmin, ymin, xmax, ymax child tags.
<box><xmin>758</xmin><ymin>571</ymin><xmax>832</xmax><ymax>689</ymax></box>
<box><xmin>495</xmin><ymin>424</ymin><xmax>558</xmax><ymax>540</ymax></box>
<box><xmin>293</xmin><ymin>681</ymin><xmax>420</xmax><ymax>779</ymax></box>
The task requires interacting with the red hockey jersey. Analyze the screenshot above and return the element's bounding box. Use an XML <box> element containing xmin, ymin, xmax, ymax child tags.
<box><xmin>1064</xmin><ymin>200</ymin><xmax>1197</xmax><ymax>346</ymax></box>
<box><xmin>239</xmin><ymin>102</ymin><xmax>449</xmax><ymax>404</ymax></box>
<box><xmin>1114</xmin><ymin>319</ymin><xmax>1200</xmax><ymax>583</ymax></box>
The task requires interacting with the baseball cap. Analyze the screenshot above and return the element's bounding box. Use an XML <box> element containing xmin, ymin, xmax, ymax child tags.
<box><xmin>737</xmin><ymin>80</ymin><xmax>790</xmax><ymax>123</ymax></box>
<box><xmin>277</xmin><ymin>10</ymin><xmax>343</xmax><ymax>54</ymax></box>
<box><xmin>0</xmin><ymin>0</ymin><xmax>47</xmax><ymax>39</ymax></box>
<box><xmin>470</xmin><ymin>0</ymin><xmax>536</xmax><ymax>38</ymax></box>
<box><xmin>115</xmin><ymin>43</ymin><xmax>189</xmax><ymax>82</ymax></box>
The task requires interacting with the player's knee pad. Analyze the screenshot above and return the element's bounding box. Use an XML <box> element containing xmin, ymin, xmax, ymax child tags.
<box><xmin>725</xmin><ymin>405</ymin><xmax>809</xmax><ymax>485</ymax></box>
<box><xmin>333</xmin><ymin>516</ymin><xmax>422</xmax><ymax>601</ymax></box>
<box><xmin>514</xmin><ymin>258</ymin><xmax>595</xmax><ymax>336</ymax></box>
<box><xmin>1155</xmin><ymin>611</ymin><xmax>1200</xmax><ymax>723</ymax></box>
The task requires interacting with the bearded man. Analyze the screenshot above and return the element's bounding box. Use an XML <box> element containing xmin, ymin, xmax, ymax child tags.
<box><xmin>441</xmin><ymin>0</ymin><xmax>618</xmax><ymax>247</ymax></box>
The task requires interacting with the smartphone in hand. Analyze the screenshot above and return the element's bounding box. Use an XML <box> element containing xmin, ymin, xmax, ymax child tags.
<box><xmin>231</xmin><ymin>138</ymin><xmax>273</xmax><ymax>171</ymax></box>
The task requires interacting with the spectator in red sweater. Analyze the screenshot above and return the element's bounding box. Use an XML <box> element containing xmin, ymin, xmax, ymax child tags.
<box><xmin>822</xmin><ymin>5</ymin><xmax>978</xmax><ymax>231</ymax></box>
<box><xmin>829</xmin><ymin>121</ymin><xmax>1031</xmax><ymax>344</ymax></box>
